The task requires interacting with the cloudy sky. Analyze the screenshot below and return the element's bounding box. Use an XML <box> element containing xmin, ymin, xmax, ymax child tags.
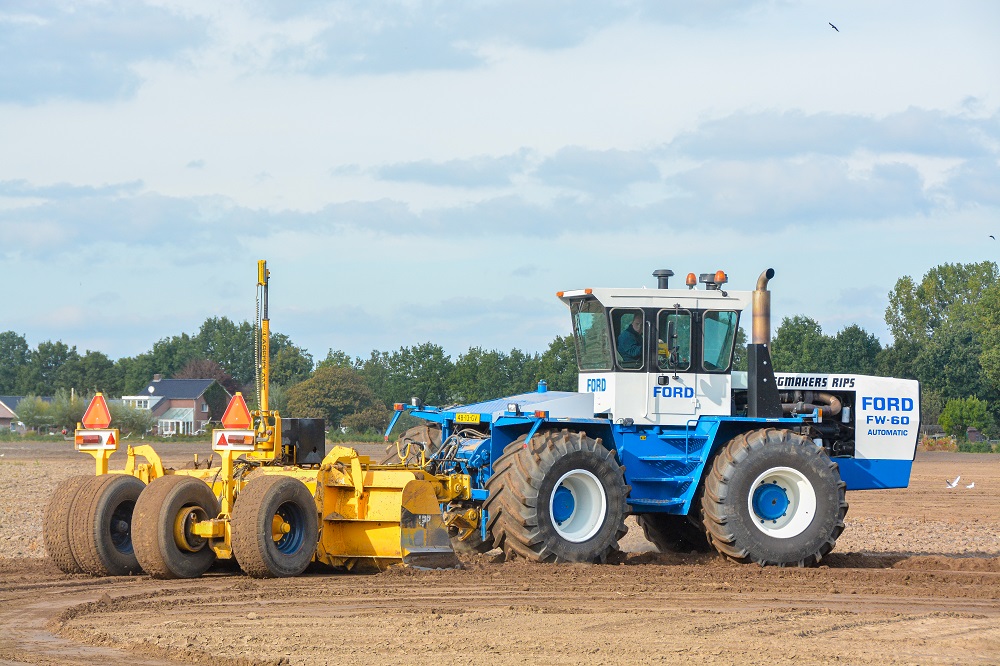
<box><xmin>2</xmin><ymin>0</ymin><xmax>998</xmax><ymax>364</ymax></box>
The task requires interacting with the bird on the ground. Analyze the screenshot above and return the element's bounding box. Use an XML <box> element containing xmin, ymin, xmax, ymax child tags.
<box><xmin>967</xmin><ymin>481</ymin><xmax>975</xmax><ymax>489</ymax></box>
<box><xmin>946</xmin><ymin>475</ymin><xmax>961</xmax><ymax>488</ymax></box>
<box><xmin>829</xmin><ymin>22</ymin><xmax>839</xmax><ymax>32</ymax></box>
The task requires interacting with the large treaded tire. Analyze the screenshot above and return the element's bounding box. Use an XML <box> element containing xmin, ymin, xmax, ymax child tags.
<box><xmin>701</xmin><ymin>428</ymin><xmax>848</xmax><ymax>567</ymax></box>
<box><xmin>484</xmin><ymin>429</ymin><xmax>628</xmax><ymax>563</ymax></box>
<box><xmin>133</xmin><ymin>475</ymin><xmax>220</xmax><ymax>579</ymax></box>
<box><xmin>43</xmin><ymin>475</ymin><xmax>93</xmax><ymax>574</ymax></box>
<box><xmin>231</xmin><ymin>475</ymin><xmax>318</xmax><ymax>578</ymax></box>
<box><xmin>636</xmin><ymin>513</ymin><xmax>711</xmax><ymax>553</ymax></box>
<box><xmin>68</xmin><ymin>475</ymin><xmax>146</xmax><ymax>576</ymax></box>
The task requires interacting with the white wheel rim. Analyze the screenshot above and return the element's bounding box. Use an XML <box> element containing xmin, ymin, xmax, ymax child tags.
<box><xmin>747</xmin><ymin>466</ymin><xmax>817</xmax><ymax>538</ymax></box>
<box><xmin>549</xmin><ymin>469</ymin><xmax>607</xmax><ymax>543</ymax></box>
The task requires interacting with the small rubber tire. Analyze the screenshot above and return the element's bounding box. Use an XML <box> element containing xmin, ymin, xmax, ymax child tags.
<box><xmin>68</xmin><ymin>474</ymin><xmax>146</xmax><ymax>576</ymax></box>
<box><xmin>43</xmin><ymin>475</ymin><xmax>93</xmax><ymax>574</ymax></box>
<box><xmin>701</xmin><ymin>428</ymin><xmax>848</xmax><ymax>567</ymax></box>
<box><xmin>636</xmin><ymin>513</ymin><xmax>711</xmax><ymax>553</ymax></box>
<box><xmin>133</xmin><ymin>475</ymin><xmax>220</xmax><ymax>579</ymax></box>
<box><xmin>448</xmin><ymin>526</ymin><xmax>494</xmax><ymax>554</ymax></box>
<box><xmin>231</xmin><ymin>475</ymin><xmax>318</xmax><ymax>578</ymax></box>
<box><xmin>484</xmin><ymin>429</ymin><xmax>629</xmax><ymax>563</ymax></box>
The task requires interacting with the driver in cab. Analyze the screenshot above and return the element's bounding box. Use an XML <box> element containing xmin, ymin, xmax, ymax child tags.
<box><xmin>617</xmin><ymin>312</ymin><xmax>643</xmax><ymax>369</ymax></box>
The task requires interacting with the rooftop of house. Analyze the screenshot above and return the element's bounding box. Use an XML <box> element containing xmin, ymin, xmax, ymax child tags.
<box><xmin>142</xmin><ymin>377</ymin><xmax>219</xmax><ymax>400</ymax></box>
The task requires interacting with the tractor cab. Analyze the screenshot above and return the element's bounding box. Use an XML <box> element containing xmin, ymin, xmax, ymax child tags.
<box><xmin>557</xmin><ymin>270</ymin><xmax>751</xmax><ymax>426</ymax></box>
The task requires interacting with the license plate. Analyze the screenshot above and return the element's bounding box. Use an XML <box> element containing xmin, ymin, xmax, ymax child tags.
<box><xmin>454</xmin><ymin>412</ymin><xmax>480</xmax><ymax>424</ymax></box>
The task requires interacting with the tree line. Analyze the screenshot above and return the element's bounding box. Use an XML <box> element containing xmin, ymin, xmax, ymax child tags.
<box><xmin>3</xmin><ymin>261</ymin><xmax>996</xmax><ymax>438</ymax></box>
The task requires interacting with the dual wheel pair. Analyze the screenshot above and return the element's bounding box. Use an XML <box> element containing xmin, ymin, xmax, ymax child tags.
<box><xmin>471</xmin><ymin>427</ymin><xmax>847</xmax><ymax>567</ymax></box>
<box><xmin>44</xmin><ymin>473</ymin><xmax>318</xmax><ymax>579</ymax></box>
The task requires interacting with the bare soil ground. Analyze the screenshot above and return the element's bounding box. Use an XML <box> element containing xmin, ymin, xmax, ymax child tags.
<box><xmin>1</xmin><ymin>441</ymin><xmax>999</xmax><ymax>665</ymax></box>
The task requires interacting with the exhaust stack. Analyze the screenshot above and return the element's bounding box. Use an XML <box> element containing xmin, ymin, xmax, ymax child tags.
<box><xmin>747</xmin><ymin>268</ymin><xmax>782</xmax><ymax>419</ymax></box>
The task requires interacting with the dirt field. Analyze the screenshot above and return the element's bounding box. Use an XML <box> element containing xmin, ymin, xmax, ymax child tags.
<box><xmin>1</xmin><ymin>440</ymin><xmax>999</xmax><ymax>665</ymax></box>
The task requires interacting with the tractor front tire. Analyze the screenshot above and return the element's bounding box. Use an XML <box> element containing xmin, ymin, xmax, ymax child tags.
<box><xmin>484</xmin><ymin>429</ymin><xmax>628</xmax><ymax>563</ymax></box>
<box><xmin>68</xmin><ymin>475</ymin><xmax>146</xmax><ymax>576</ymax></box>
<box><xmin>231</xmin><ymin>475</ymin><xmax>318</xmax><ymax>578</ymax></box>
<box><xmin>43</xmin><ymin>475</ymin><xmax>93</xmax><ymax>574</ymax></box>
<box><xmin>701</xmin><ymin>428</ymin><xmax>848</xmax><ymax>567</ymax></box>
<box><xmin>636</xmin><ymin>513</ymin><xmax>711</xmax><ymax>554</ymax></box>
<box><xmin>133</xmin><ymin>475</ymin><xmax>220</xmax><ymax>579</ymax></box>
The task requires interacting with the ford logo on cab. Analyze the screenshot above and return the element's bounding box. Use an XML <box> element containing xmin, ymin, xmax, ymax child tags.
<box><xmin>586</xmin><ymin>378</ymin><xmax>607</xmax><ymax>392</ymax></box>
<box><xmin>653</xmin><ymin>386</ymin><xmax>695</xmax><ymax>398</ymax></box>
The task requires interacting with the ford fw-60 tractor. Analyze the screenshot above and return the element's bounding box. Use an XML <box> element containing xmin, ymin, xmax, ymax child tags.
<box><xmin>389</xmin><ymin>268</ymin><xmax>920</xmax><ymax>567</ymax></box>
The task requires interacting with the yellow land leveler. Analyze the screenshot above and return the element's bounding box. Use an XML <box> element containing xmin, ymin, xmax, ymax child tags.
<box><xmin>43</xmin><ymin>261</ymin><xmax>462</xmax><ymax>578</ymax></box>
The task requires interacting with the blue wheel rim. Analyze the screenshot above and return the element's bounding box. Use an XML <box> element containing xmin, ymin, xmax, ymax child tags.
<box><xmin>752</xmin><ymin>482</ymin><xmax>789</xmax><ymax>522</ymax></box>
<box><xmin>551</xmin><ymin>485</ymin><xmax>575</xmax><ymax>525</ymax></box>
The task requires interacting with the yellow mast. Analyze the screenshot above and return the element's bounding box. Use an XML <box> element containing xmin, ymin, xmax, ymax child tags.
<box><xmin>257</xmin><ymin>259</ymin><xmax>270</xmax><ymax>413</ymax></box>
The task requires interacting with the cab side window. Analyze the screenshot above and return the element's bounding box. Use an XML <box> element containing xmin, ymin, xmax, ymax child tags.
<box><xmin>702</xmin><ymin>310</ymin><xmax>739</xmax><ymax>372</ymax></box>
<box><xmin>658</xmin><ymin>310</ymin><xmax>692</xmax><ymax>371</ymax></box>
<box><xmin>614</xmin><ymin>309</ymin><xmax>644</xmax><ymax>370</ymax></box>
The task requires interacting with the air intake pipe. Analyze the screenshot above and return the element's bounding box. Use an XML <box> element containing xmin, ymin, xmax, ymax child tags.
<box><xmin>747</xmin><ymin>268</ymin><xmax>782</xmax><ymax>418</ymax></box>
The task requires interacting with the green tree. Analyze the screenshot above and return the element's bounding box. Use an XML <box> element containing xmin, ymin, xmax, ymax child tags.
<box><xmin>62</xmin><ymin>350</ymin><xmax>122</xmax><ymax>396</ymax></box>
<box><xmin>939</xmin><ymin>396</ymin><xmax>997</xmax><ymax>439</ymax></box>
<box><xmin>270</xmin><ymin>345</ymin><xmax>314</xmax><ymax>387</ymax></box>
<box><xmin>770</xmin><ymin>316</ymin><xmax>830</xmax><ymax>372</ymax></box>
<box><xmin>318</xmin><ymin>349</ymin><xmax>358</xmax><ymax>370</ymax></box>
<box><xmin>886</xmin><ymin>261</ymin><xmax>998</xmax><ymax>343</ymax></box>
<box><xmin>196</xmin><ymin>317</ymin><xmax>257</xmax><ymax>385</ymax></box>
<box><xmin>109</xmin><ymin>401</ymin><xmax>155</xmax><ymax>437</ymax></box>
<box><xmin>17</xmin><ymin>340</ymin><xmax>80</xmax><ymax>395</ymax></box>
<box><xmin>827</xmin><ymin>325</ymin><xmax>882</xmax><ymax>375</ymax></box>
<box><xmin>286</xmin><ymin>366</ymin><xmax>383</xmax><ymax>429</ymax></box>
<box><xmin>732</xmin><ymin>327</ymin><xmax>748</xmax><ymax>373</ymax></box>
<box><xmin>341</xmin><ymin>405</ymin><xmax>392</xmax><ymax>434</ymax></box>
<box><xmin>450</xmin><ymin>347</ymin><xmax>539</xmax><ymax>404</ymax></box>
<box><xmin>535</xmin><ymin>335</ymin><xmax>578</xmax><ymax>392</ymax></box>
<box><xmin>49</xmin><ymin>389</ymin><xmax>87</xmax><ymax>432</ymax></box>
<box><xmin>14</xmin><ymin>395</ymin><xmax>53</xmax><ymax>432</ymax></box>
<box><xmin>357</xmin><ymin>344</ymin><xmax>455</xmax><ymax>407</ymax></box>
<box><xmin>912</xmin><ymin>315</ymin><xmax>990</xmax><ymax>400</ymax></box>
<box><xmin>117</xmin><ymin>353</ymin><xmax>158</xmax><ymax>396</ymax></box>
<box><xmin>0</xmin><ymin>331</ymin><xmax>30</xmax><ymax>394</ymax></box>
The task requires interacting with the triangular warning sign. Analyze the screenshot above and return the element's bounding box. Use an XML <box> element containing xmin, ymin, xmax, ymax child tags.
<box><xmin>221</xmin><ymin>393</ymin><xmax>253</xmax><ymax>429</ymax></box>
<box><xmin>82</xmin><ymin>393</ymin><xmax>112</xmax><ymax>429</ymax></box>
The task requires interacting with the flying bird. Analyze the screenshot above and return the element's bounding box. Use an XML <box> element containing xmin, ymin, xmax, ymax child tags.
<box><xmin>966</xmin><ymin>481</ymin><xmax>975</xmax><ymax>489</ymax></box>
<box><xmin>991</xmin><ymin>235</ymin><xmax>996</xmax><ymax>240</ymax></box>
<box><xmin>829</xmin><ymin>22</ymin><xmax>839</xmax><ymax>32</ymax></box>
<box><xmin>946</xmin><ymin>475</ymin><xmax>961</xmax><ymax>488</ymax></box>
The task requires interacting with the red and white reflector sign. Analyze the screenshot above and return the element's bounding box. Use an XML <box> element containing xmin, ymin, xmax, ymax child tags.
<box><xmin>213</xmin><ymin>429</ymin><xmax>257</xmax><ymax>452</ymax></box>
<box><xmin>221</xmin><ymin>393</ymin><xmax>253</xmax><ymax>429</ymax></box>
<box><xmin>74</xmin><ymin>429</ymin><xmax>119</xmax><ymax>451</ymax></box>
<box><xmin>82</xmin><ymin>393</ymin><xmax>112</xmax><ymax>429</ymax></box>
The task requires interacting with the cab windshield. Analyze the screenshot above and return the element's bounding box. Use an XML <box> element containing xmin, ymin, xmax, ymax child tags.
<box><xmin>570</xmin><ymin>300</ymin><xmax>612</xmax><ymax>371</ymax></box>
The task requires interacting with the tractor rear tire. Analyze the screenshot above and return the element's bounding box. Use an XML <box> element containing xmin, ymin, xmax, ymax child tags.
<box><xmin>231</xmin><ymin>475</ymin><xmax>318</xmax><ymax>578</ymax></box>
<box><xmin>43</xmin><ymin>475</ymin><xmax>92</xmax><ymax>574</ymax></box>
<box><xmin>701</xmin><ymin>428</ymin><xmax>848</xmax><ymax>567</ymax></box>
<box><xmin>68</xmin><ymin>475</ymin><xmax>146</xmax><ymax>576</ymax></box>
<box><xmin>133</xmin><ymin>475</ymin><xmax>220</xmax><ymax>579</ymax></box>
<box><xmin>636</xmin><ymin>514</ymin><xmax>711</xmax><ymax>554</ymax></box>
<box><xmin>484</xmin><ymin>429</ymin><xmax>628</xmax><ymax>563</ymax></box>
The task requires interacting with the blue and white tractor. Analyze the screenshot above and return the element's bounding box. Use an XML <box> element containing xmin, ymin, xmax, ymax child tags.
<box><xmin>388</xmin><ymin>268</ymin><xmax>920</xmax><ymax>567</ymax></box>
